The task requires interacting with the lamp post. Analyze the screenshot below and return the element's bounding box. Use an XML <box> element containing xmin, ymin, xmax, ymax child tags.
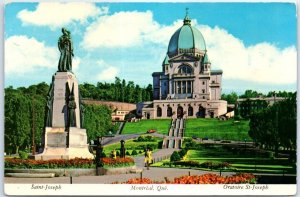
<box><xmin>95</xmin><ymin>134</ymin><xmax>115</xmax><ymax>175</ymax></box>
<box><xmin>31</xmin><ymin>97</ymin><xmax>36</xmax><ymax>156</ymax></box>
<box><xmin>95</xmin><ymin>136</ymin><xmax>103</xmax><ymax>175</ymax></box>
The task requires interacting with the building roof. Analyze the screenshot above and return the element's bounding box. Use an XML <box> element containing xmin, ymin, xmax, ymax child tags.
<box><xmin>211</xmin><ymin>69</ymin><xmax>223</xmax><ymax>74</ymax></box>
<box><xmin>203</xmin><ymin>53</ymin><xmax>211</xmax><ymax>64</ymax></box>
<box><xmin>167</xmin><ymin>13</ymin><xmax>206</xmax><ymax>55</ymax></box>
<box><xmin>162</xmin><ymin>55</ymin><xmax>169</xmax><ymax>65</ymax></box>
<box><xmin>152</xmin><ymin>72</ymin><xmax>163</xmax><ymax>76</ymax></box>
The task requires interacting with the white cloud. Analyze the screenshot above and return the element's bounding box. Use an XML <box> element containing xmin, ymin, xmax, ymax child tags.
<box><xmin>13</xmin><ymin>7</ymin><xmax>295</xmax><ymax>86</ymax></box>
<box><xmin>82</xmin><ymin>11</ymin><xmax>179</xmax><ymax>49</ymax></box>
<box><xmin>197</xmin><ymin>25</ymin><xmax>297</xmax><ymax>84</ymax></box>
<box><xmin>96</xmin><ymin>61</ymin><xmax>119</xmax><ymax>81</ymax></box>
<box><xmin>82</xmin><ymin>10</ymin><xmax>296</xmax><ymax>85</ymax></box>
<box><xmin>72</xmin><ymin>57</ymin><xmax>81</xmax><ymax>73</ymax></box>
<box><xmin>5</xmin><ymin>35</ymin><xmax>57</xmax><ymax>74</ymax></box>
<box><xmin>17</xmin><ymin>3</ymin><xmax>107</xmax><ymax>29</ymax></box>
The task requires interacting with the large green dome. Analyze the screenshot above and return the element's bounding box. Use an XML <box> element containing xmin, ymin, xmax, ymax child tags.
<box><xmin>167</xmin><ymin>15</ymin><xmax>206</xmax><ymax>56</ymax></box>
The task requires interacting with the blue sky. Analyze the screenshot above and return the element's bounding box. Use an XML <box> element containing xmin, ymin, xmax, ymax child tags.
<box><xmin>4</xmin><ymin>2</ymin><xmax>297</xmax><ymax>94</ymax></box>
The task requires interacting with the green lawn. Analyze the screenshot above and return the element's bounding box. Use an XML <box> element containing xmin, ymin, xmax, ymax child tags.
<box><xmin>185</xmin><ymin>119</ymin><xmax>251</xmax><ymax>141</ymax></box>
<box><xmin>151</xmin><ymin>144</ymin><xmax>295</xmax><ymax>174</ymax></box>
<box><xmin>185</xmin><ymin>148</ymin><xmax>295</xmax><ymax>174</ymax></box>
<box><xmin>102</xmin><ymin>135</ymin><xmax>162</xmax><ymax>156</ymax></box>
<box><xmin>122</xmin><ymin>118</ymin><xmax>250</xmax><ymax>141</ymax></box>
<box><xmin>122</xmin><ymin>119</ymin><xmax>171</xmax><ymax>134</ymax></box>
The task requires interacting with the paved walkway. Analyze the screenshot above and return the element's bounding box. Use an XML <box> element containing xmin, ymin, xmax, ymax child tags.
<box><xmin>134</xmin><ymin>148</ymin><xmax>176</xmax><ymax>168</ymax></box>
<box><xmin>4</xmin><ymin>167</ymin><xmax>235</xmax><ymax>184</ymax></box>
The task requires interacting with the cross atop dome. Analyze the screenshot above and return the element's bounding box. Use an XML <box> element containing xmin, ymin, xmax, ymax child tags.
<box><xmin>183</xmin><ymin>8</ymin><xmax>191</xmax><ymax>25</ymax></box>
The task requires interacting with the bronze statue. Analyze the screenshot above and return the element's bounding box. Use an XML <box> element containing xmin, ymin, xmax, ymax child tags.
<box><xmin>67</xmin><ymin>83</ymin><xmax>77</xmax><ymax>127</ymax></box>
<box><xmin>45</xmin><ymin>75</ymin><xmax>54</xmax><ymax>127</ymax></box>
<box><xmin>58</xmin><ymin>28</ymin><xmax>74</xmax><ymax>72</ymax></box>
<box><xmin>68</xmin><ymin>94</ymin><xmax>77</xmax><ymax>127</ymax></box>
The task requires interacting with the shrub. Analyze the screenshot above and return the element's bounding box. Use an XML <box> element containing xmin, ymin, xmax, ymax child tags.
<box><xmin>178</xmin><ymin>149</ymin><xmax>187</xmax><ymax>158</ymax></box>
<box><xmin>170</xmin><ymin>151</ymin><xmax>181</xmax><ymax>162</ymax></box>
<box><xmin>145</xmin><ymin>135</ymin><xmax>155</xmax><ymax>142</ymax></box>
<box><xmin>100</xmin><ymin>152</ymin><xmax>107</xmax><ymax>158</ymax></box>
<box><xmin>125</xmin><ymin>151</ymin><xmax>130</xmax><ymax>155</ymax></box>
<box><xmin>200</xmin><ymin>161</ymin><xmax>213</xmax><ymax>169</ymax></box>
<box><xmin>183</xmin><ymin>138</ymin><xmax>197</xmax><ymax>149</ymax></box>
<box><xmin>18</xmin><ymin>151</ymin><xmax>29</xmax><ymax>159</ymax></box>
<box><xmin>199</xmin><ymin>161</ymin><xmax>231</xmax><ymax>169</ymax></box>
<box><xmin>234</xmin><ymin>115</ymin><xmax>242</xmax><ymax>121</ymax></box>
<box><xmin>146</xmin><ymin>144</ymin><xmax>156</xmax><ymax>151</ymax></box>
<box><xmin>139</xmin><ymin>150</ymin><xmax>143</xmax><ymax>154</ymax></box>
<box><xmin>157</xmin><ymin>140</ymin><xmax>163</xmax><ymax>149</ymax></box>
<box><xmin>136</xmin><ymin>136</ymin><xmax>144</xmax><ymax>142</ymax></box>
<box><xmin>173</xmin><ymin>160</ymin><xmax>200</xmax><ymax>168</ymax></box>
<box><xmin>116</xmin><ymin>151</ymin><xmax>120</xmax><ymax>156</ymax></box>
<box><xmin>138</xmin><ymin>144</ymin><xmax>157</xmax><ymax>151</ymax></box>
<box><xmin>131</xmin><ymin>149</ymin><xmax>138</xmax><ymax>155</ymax></box>
<box><xmin>268</xmin><ymin>152</ymin><xmax>274</xmax><ymax>159</ymax></box>
<box><xmin>134</xmin><ymin>135</ymin><xmax>156</xmax><ymax>142</ymax></box>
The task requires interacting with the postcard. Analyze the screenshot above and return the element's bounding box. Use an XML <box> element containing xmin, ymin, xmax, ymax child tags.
<box><xmin>3</xmin><ymin>1</ymin><xmax>297</xmax><ymax>196</ymax></box>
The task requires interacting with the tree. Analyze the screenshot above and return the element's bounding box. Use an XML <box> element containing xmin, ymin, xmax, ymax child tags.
<box><xmin>249</xmin><ymin>92</ymin><xmax>296</xmax><ymax>153</ymax></box>
<box><xmin>170</xmin><ymin>151</ymin><xmax>181</xmax><ymax>162</ymax></box>
<box><xmin>5</xmin><ymin>91</ymin><xmax>31</xmax><ymax>154</ymax></box>
<box><xmin>79</xmin><ymin>79</ymin><xmax>153</xmax><ymax>103</ymax></box>
<box><xmin>83</xmin><ymin>104</ymin><xmax>114</xmax><ymax>141</ymax></box>
<box><xmin>221</xmin><ymin>92</ymin><xmax>238</xmax><ymax>104</ymax></box>
<box><xmin>5</xmin><ymin>83</ymin><xmax>48</xmax><ymax>154</ymax></box>
<box><xmin>240</xmin><ymin>90</ymin><xmax>264</xmax><ymax>98</ymax></box>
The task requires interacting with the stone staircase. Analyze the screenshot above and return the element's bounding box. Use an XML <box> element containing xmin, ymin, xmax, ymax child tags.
<box><xmin>163</xmin><ymin>118</ymin><xmax>185</xmax><ymax>149</ymax></box>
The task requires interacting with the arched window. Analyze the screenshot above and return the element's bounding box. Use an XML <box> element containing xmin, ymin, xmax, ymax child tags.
<box><xmin>178</xmin><ymin>65</ymin><xmax>193</xmax><ymax>74</ymax></box>
<box><xmin>157</xmin><ymin>107</ymin><xmax>162</xmax><ymax>117</ymax></box>
<box><xmin>188</xmin><ymin>106</ymin><xmax>193</xmax><ymax>116</ymax></box>
<box><xmin>167</xmin><ymin>106</ymin><xmax>172</xmax><ymax>117</ymax></box>
<box><xmin>197</xmin><ymin>106</ymin><xmax>205</xmax><ymax>118</ymax></box>
<box><xmin>177</xmin><ymin>106</ymin><xmax>183</xmax><ymax>118</ymax></box>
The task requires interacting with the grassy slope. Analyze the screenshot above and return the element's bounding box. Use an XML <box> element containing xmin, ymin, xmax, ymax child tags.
<box><xmin>122</xmin><ymin>118</ymin><xmax>251</xmax><ymax>141</ymax></box>
<box><xmin>185</xmin><ymin>119</ymin><xmax>251</xmax><ymax>141</ymax></box>
<box><xmin>122</xmin><ymin>119</ymin><xmax>171</xmax><ymax>134</ymax></box>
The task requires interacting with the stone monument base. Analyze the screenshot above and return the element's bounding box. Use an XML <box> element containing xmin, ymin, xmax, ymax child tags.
<box><xmin>32</xmin><ymin>127</ymin><xmax>94</xmax><ymax>160</ymax></box>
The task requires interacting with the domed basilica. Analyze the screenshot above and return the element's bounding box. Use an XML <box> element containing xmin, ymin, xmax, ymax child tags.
<box><xmin>137</xmin><ymin>12</ymin><xmax>227</xmax><ymax>119</ymax></box>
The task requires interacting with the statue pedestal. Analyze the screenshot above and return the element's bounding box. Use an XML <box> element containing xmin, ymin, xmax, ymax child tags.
<box><xmin>33</xmin><ymin>127</ymin><xmax>93</xmax><ymax>160</ymax></box>
<box><xmin>52</xmin><ymin>72</ymin><xmax>81</xmax><ymax>128</ymax></box>
<box><xmin>33</xmin><ymin>71</ymin><xmax>93</xmax><ymax>160</ymax></box>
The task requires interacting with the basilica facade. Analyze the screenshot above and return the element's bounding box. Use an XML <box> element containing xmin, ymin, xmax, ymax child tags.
<box><xmin>137</xmin><ymin>13</ymin><xmax>227</xmax><ymax>119</ymax></box>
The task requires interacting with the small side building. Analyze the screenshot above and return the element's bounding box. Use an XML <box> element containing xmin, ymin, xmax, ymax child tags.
<box><xmin>83</xmin><ymin>100</ymin><xmax>136</xmax><ymax>121</ymax></box>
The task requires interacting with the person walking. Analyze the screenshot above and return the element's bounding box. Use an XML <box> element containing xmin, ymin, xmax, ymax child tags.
<box><xmin>144</xmin><ymin>149</ymin><xmax>152</xmax><ymax>170</ymax></box>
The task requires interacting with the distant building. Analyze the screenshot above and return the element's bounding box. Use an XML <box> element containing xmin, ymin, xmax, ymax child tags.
<box><xmin>236</xmin><ymin>96</ymin><xmax>286</xmax><ymax>118</ymax></box>
<box><xmin>83</xmin><ymin>100</ymin><xmax>136</xmax><ymax>121</ymax></box>
<box><xmin>137</xmin><ymin>12</ymin><xmax>227</xmax><ymax>119</ymax></box>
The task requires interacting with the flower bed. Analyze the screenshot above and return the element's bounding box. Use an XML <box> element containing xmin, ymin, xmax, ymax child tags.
<box><xmin>100</xmin><ymin>157</ymin><xmax>135</xmax><ymax>168</ymax></box>
<box><xmin>5</xmin><ymin>158</ymin><xmax>95</xmax><ymax>169</ymax></box>
<box><xmin>113</xmin><ymin>173</ymin><xmax>256</xmax><ymax>184</ymax></box>
<box><xmin>5</xmin><ymin>157</ymin><xmax>135</xmax><ymax>169</ymax></box>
